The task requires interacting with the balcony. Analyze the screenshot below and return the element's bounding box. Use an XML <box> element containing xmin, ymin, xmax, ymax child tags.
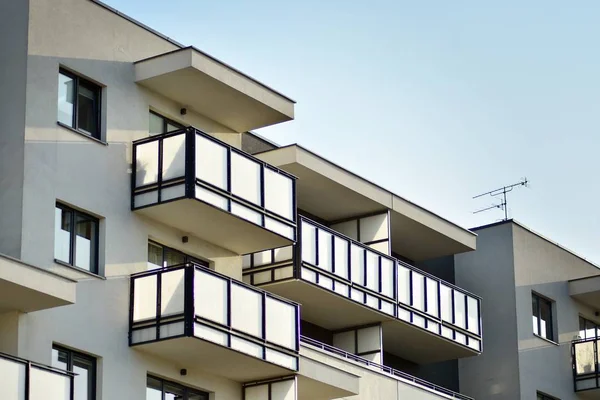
<box><xmin>243</xmin><ymin>217</ymin><xmax>482</xmax><ymax>363</ymax></box>
<box><xmin>573</xmin><ymin>338</ymin><xmax>600</xmax><ymax>395</ymax></box>
<box><xmin>132</xmin><ymin>128</ymin><xmax>297</xmax><ymax>254</ymax></box>
<box><xmin>129</xmin><ymin>263</ymin><xmax>300</xmax><ymax>382</ymax></box>
<box><xmin>0</xmin><ymin>253</ymin><xmax>75</xmax><ymax>313</ymax></box>
<box><xmin>0</xmin><ymin>352</ymin><xmax>74</xmax><ymax>400</ymax></box>
<box><xmin>570</xmin><ymin>275</ymin><xmax>600</xmax><ymax>309</ymax></box>
<box><xmin>135</xmin><ymin>47</ymin><xmax>295</xmax><ymax>132</ymax></box>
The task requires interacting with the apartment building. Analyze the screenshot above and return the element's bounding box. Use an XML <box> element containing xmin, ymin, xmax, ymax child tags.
<box><xmin>0</xmin><ymin>0</ymin><xmax>483</xmax><ymax>399</ymax></box>
<box><xmin>451</xmin><ymin>220</ymin><xmax>600</xmax><ymax>400</ymax></box>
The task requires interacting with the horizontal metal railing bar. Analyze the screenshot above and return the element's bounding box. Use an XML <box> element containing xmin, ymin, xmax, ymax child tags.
<box><xmin>130</xmin><ymin>262</ymin><xmax>301</xmax><ymax>309</ymax></box>
<box><xmin>299</xmin><ymin>216</ymin><xmax>482</xmax><ymax>301</ymax></box>
<box><xmin>0</xmin><ymin>351</ymin><xmax>76</xmax><ymax>377</ymax></box>
<box><xmin>300</xmin><ymin>336</ymin><xmax>474</xmax><ymax>400</ymax></box>
<box><xmin>572</xmin><ymin>337</ymin><xmax>600</xmax><ymax>344</ymax></box>
<box><xmin>132</xmin><ymin>127</ymin><xmax>298</xmax><ymax>181</ymax></box>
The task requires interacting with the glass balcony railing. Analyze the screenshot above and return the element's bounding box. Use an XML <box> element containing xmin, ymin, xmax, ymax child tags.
<box><xmin>0</xmin><ymin>352</ymin><xmax>74</xmax><ymax>400</ymax></box>
<box><xmin>132</xmin><ymin>128</ymin><xmax>297</xmax><ymax>253</ymax></box>
<box><xmin>129</xmin><ymin>263</ymin><xmax>300</xmax><ymax>376</ymax></box>
<box><xmin>573</xmin><ymin>338</ymin><xmax>600</xmax><ymax>392</ymax></box>
<box><xmin>243</xmin><ymin>216</ymin><xmax>482</xmax><ymax>353</ymax></box>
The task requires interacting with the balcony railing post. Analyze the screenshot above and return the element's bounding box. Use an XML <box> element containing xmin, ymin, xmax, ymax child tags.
<box><xmin>128</xmin><ymin>276</ymin><xmax>135</xmax><ymax>346</ymax></box>
<box><xmin>293</xmin><ymin>221</ymin><xmax>302</xmax><ymax>279</ymax></box>
<box><xmin>595</xmin><ymin>339</ymin><xmax>599</xmax><ymax>389</ymax></box>
<box><xmin>184</xmin><ymin>264</ymin><xmax>194</xmax><ymax>337</ymax></box>
<box><xmin>184</xmin><ymin>127</ymin><xmax>196</xmax><ymax>198</ymax></box>
<box><xmin>25</xmin><ymin>361</ymin><xmax>30</xmax><ymax>400</ymax></box>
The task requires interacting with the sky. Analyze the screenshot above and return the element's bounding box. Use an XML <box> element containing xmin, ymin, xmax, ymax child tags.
<box><xmin>103</xmin><ymin>0</ymin><xmax>600</xmax><ymax>264</ymax></box>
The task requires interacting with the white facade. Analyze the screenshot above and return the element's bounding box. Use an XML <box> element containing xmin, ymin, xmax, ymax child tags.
<box><xmin>0</xmin><ymin>1</ymin><xmax>483</xmax><ymax>399</ymax></box>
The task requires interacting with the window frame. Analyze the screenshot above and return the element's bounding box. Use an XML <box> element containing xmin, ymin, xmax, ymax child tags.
<box><xmin>532</xmin><ymin>292</ymin><xmax>555</xmax><ymax>342</ymax></box>
<box><xmin>55</xmin><ymin>202</ymin><xmax>100</xmax><ymax>275</ymax></box>
<box><xmin>52</xmin><ymin>345</ymin><xmax>97</xmax><ymax>400</ymax></box>
<box><xmin>58</xmin><ymin>68</ymin><xmax>102</xmax><ymax>140</ymax></box>
<box><xmin>147</xmin><ymin>375</ymin><xmax>209</xmax><ymax>400</ymax></box>
<box><xmin>536</xmin><ymin>391</ymin><xmax>559</xmax><ymax>400</ymax></box>
<box><xmin>149</xmin><ymin>110</ymin><xmax>185</xmax><ymax>135</ymax></box>
<box><xmin>147</xmin><ymin>240</ymin><xmax>208</xmax><ymax>269</ymax></box>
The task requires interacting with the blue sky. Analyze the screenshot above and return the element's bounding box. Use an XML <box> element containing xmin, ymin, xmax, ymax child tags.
<box><xmin>104</xmin><ymin>0</ymin><xmax>600</xmax><ymax>263</ymax></box>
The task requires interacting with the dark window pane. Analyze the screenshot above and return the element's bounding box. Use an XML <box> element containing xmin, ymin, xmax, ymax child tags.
<box><xmin>580</xmin><ymin>316</ymin><xmax>586</xmax><ymax>339</ymax></box>
<box><xmin>51</xmin><ymin>348</ymin><xmax>68</xmax><ymax>371</ymax></box>
<box><xmin>75</xmin><ymin>214</ymin><xmax>98</xmax><ymax>272</ymax></box>
<box><xmin>58</xmin><ymin>73</ymin><xmax>75</xmax><ymax>126</ymax></box>
<box><xmin>53</xmin><ymin>347</ymin><xmax>96</xmax><ymax>400</ymax></box>
<box><xmin>77</xmin><ymin>82</ymin><xmax>99</xmax><ymax>137</ymax></box>
<box><xmin>166</xmin><ymin>123</ymin><xmax>180</xmax><ymax>132</ymax></box>
<box><xmin>55</xmin><ymin>206</ymin><xmax>72</xmax><ymax>263</ymax></box>
<box><xmin>164</xmin><ymin>383</ymin><xmax>185</xmax><ymax>400</ymax></box>
<box><xmin>148</xmin><ymin>242</ymin><xmax>164</xmax><ymax>269</ymax></box>
<box><xmin>164</xmin><ymin>248</ymin><xmax>185</xmax><ymax>267</ymax></box>
<box><xmin>539</xmin><ymin>298</ymin><xmax>553</xmax><ymax>340</ymax></box>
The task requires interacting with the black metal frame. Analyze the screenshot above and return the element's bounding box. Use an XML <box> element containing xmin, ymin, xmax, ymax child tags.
<box><xmin>301</xmin><ymin>335</ymin><xmax>474</xmax><ymax>400</ymax></box>
<box><xmin>572</xmin><ymin>337</ymin><xmax>600</xmax><ymax>392</ymax></box>
<box><xmin>55</xmin><ymin>202</ymin><xmax>100</xmax><ymax>275</ymax></box>
<box><xmin>242</xmin><ymin>376</ymin><xmax>297</xmax><ymax>400</ymax></box>
<box><xmin>532</xmin><ymin>292</ymin><xmax>554</xmax><ymax>341</ymax></box>
<box><xmin>58</xmin><ymin>68</ymin><xmax>102</xmax><ymax>140</ymax></box>
<box><xmin>129</xmin><ymin>262</ymin><xmax>300</xmax><ymax>371</ymax></box>
<box><xmin>147</xmin><ymin>374</ymin><xmax>209</xmax><ymax>400</ymax></box>
<box><xmin>131</xmin><ymin>127</ymin><xmax>297</xmax><ymax>241</ymax></box>
<box><xmin>243</xmin><ymin>215</ymin><xmax>483</xmax><ymax>353</ymax></box>
<box><xmin>52</xmin><ymin>345</ymin><xmax>94</xmax><ymax>400</ymax></box>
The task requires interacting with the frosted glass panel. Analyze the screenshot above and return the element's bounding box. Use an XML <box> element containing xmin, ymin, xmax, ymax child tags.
<box><xmin>454</xmin><ymin>291</ymin><xmax>466</xmax><ymax>329</ymax></box>
<box><xmin>301</xmin><ymin>221</ymin><xmax>317</xmax><ymax>265</ymax></box>
<box><xmin>0</xmin><ymin>357</ymin><xmax>25</xmax><ymax>400</ymax></box>
<box><xmin>265</xmin><ymin>349</ymin><xmax>297</xmax><ymax>370</ymax></box>
<box><xmin>274</xmin><ymin>246</ymin><xmax>293</xmax><ymax>262</ymax></box>
<box><xmin>330</xmin><ymin>220</ymin><xmax>358</xmax><ymax>240</ymax></box>
<box><xmin>264</xmin><ymin>168</ymin><xmax>294</xmax><ymax>220</ymax></box>
<box><xmin>30</xmin><ymin>368</ymin><xmax>70</xmax><ymax>400</ymax></box>
<box><xmin>133</xmin><ymin>275</ymin><xmax>157</xmax><ymax>321</ymax></box>
<box><xmin>467</xmin><ymin>296</ymin><xmax>480</xmax><ymax>334</ymax></box>
<box><xmin>245</xmin><ymin>384</ymin><xmax>269</xmax><ymax>400</ymax></box>
<box><xmin>357</xmin><ymin>326</ymin><xmax>381</xmax><ymax>353</ymax></box>
<box><xmin>333</xmin><ymin>236</ymin><xmax>349</xmax><ymax>279</ymax></box>
<box><xmin>575</xmin><ymin>341</ymin><xmax>595</xmax><ymax>375</ymax></box>
<box><xmin>440</xmin><ymin>284</ymin><xmax>453</xmax><ymax>323</ymax></box>
<box><xmin>412</xmin><ymin>272</ymin><xmax>425</xmax><ymax>311</ymax></box>
<box><xmin>271</xmin><ymin>379</ymin><xmax>297</xmax><ymax>400</ymax></box>
<box><xmin>350</xmin><ymin>244</ymin><xmax>364</xmax><ymax>285</ymax></box>
<box><xmin>317</xmin><ymin>229</ymin><xmax>333</xmax><ymax>272</ymax></box>
<box><xmin>365</xmin><ymin>251</ymin><xmax>379</xmax><ymax>292</ymax></box>
<box><xmin>195</xmin><ymin>323</ymin><xmax>228</xmax><ymax>346</ymax></box>
<box><xmin>397</xmin><ymin>265</ymin><xmax>410</xmax><ymax>305</ymax></box>
<box><xmin>136</xmin><ymin>141</ymin><xmax>159</xmax><ymax>187</ymax></box>
<box><xmin>196</xmin><ymin>135</ymin><xmax>228</xmax><ymax>190</ymax></box>
<box><xmin>266</xmin><ymin>297</ymin><xmax>296</xmax><ymax>349</ymax></box>
<box><xmin>161</xmin><ymin>184</ymin><xmax>185</xmax><ymax>201</ymax></box>
<box><xmin>54</xmin><ymin>208</ymin><xmax>71</xmax><ymax>263</ymax></box>
<box><xmin>57</xmin><ymin>73</ymin><xmax>74</xmax><ymax>127</ymax></box>
<box><xmin>231</xmin><ymin>336</ymin><xmax>262</xmax><ymax>358</ymax></box>
<box><xmin>231</xmin><ymin>203</ymin><xmax>262</xmax><ymax>225</ymax></box>
<box><xmin>381</xmin><ymin>258</ymin><xmax>394</xmax><ymax>298</ymax></box>
<box><xmin>333</xmin><ymin>331</ymin><xmax>355</xmax><ymax>353</ymax></box>
<box><xmin>231</xmin><ymin>152</ymin><xmax>261</xmax><ymax>205</ymax></box>
<box><xmin>162</xmin><ymin>133</ymin><xmax>186</xmax><ymax>181</ymax></box>
<box><xmin>161</xmin><ymin>269</ymin><xmax>185</xmax><ymax>317</ymax></box>
<box><xmin>265</xmin><ymin>217</ymin><xmax>294</xmax><ymax>239</ymax></box>
<box><xmin>195</xmin><ymin>270</ymin><xmax>228</xmax><ymax>325</ymax></box>
<box><xmin>231</xmin><ymin>284</ymin><xmax>262</xmax><ymax>337</ymax></box>
<box><xmin>426</xmin><ymin>277</ymin><xmax>439</xmax><ymax>317</ymax></box>
<box><xmin>359</xmin><ymin>213</ymin><xmax>389</xmax><ymax>242</ymax></box>
<box><xmin>75</xmin><ymin>235</ymin><xmax>91</xmax><ymax>271</ymax></box>
<box><xmin>195</xmin><ymin>186</ymin><xmax>228</xmax><ymax>210</ymax></box>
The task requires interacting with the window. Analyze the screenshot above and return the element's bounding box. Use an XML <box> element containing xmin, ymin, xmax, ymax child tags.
<box><xmin>52</xmin><ymin>346</ymin><xmax>96</xmax><ymax>400</ymax></box>
<box><xmin>147</xmin><ymin>375</ymin><xmax>208</xmax><ymax>400</ymax></box>
<box><xmin>147</xmin><ymin>240</ymin><xmax>207</xmax><ymax>270</ymax></box>
<box><xmin>57</xmin><ymin>69</ymin><xmax>102</xmax><ymax>139</ymax></box>
<box><xmin>537</xmin><ymin>392</ymin><xmax>558</xmax><ymax>400</ymax></box>
<box><xmin>532</xmin><ymin>293</ymin><xmax>554</xmax><ymax>341</ymax></box>
<box><xmin>149</xmin><ymin>111</ymin><xmax>184</xmax><ymax>135</ymax></box>
<box><xmin>55</xmin><ymin>203</ymin><xmax>99</xmax><ymax>274</ymax></box>
<box><xmin>579</xmin><ymin>316</ymin><xmax>598</xmax><ymax>340</ymax></box>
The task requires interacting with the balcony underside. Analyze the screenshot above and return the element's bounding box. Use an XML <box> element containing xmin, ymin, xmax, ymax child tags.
<box><xmin>576</xmin><ymin>386</ymin><xmax>600</xmax><ymax>398</ymax></box>
<box><xmin>570</xmin><ymin>275</ymin><xmax>600</xmax><ymax>309</ymax></box>
<box><xmin>134</xmin><ymin>337</ymin><xmax>294</xmax><ymax>382</ymax></box>
<box><xmin>0</xmin><ymin>254</ymin><xmax>75</xmax><ymax>313</ymax></box>
<box><xmin>135</xmin><ymin>199</ymin><xmax>293</xmax><ymax>254</ymax></box>
<box><xmin>297</xmin><ymin>356</ymin><xmax>359</xmax><ymax>400</ymax></box>
<box><xmin>261</xmin><ymin>279</ymin><xmax>478</xmax><ymax>364</ymax></box>
<box><xmin>254</xmin><ymin>145</ymin><xmax>476</xmax><ymax>261</ymax></box>
<box><xmin>135</xmin><ymin>47</ymin><xmax>294</xmax><ymax>132</ymax></box>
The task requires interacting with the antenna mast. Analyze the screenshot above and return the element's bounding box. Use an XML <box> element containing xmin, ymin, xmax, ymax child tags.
<box><xmin>473</xmin><ymin>178</ymin><xmax>529</xmax><ymax>221</ymax></box>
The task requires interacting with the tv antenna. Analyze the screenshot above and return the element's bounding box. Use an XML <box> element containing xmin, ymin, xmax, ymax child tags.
<box><xmin>473</xmin><ymin>178</ymin><xmax>529</xmax><ymax>221</ymax></box>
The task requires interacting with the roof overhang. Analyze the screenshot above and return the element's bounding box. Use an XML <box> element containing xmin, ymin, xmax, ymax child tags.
<box><xmin>0</xmin><ymin>254</ymin><xmax>76</xmax><ymax>313</ymax></box>
<box><xmin>135</xmin><ymin>47</ymin><xmax>295</xmax><ymax>132</ymax></box>
<box><xmin>570</xmin><ymin>275</ymin><xmax>600</xmax><ymax>309</ymax></box>
<box><xmin>254</xmin><ymin>145</ymin><xmax>476</xmax><ymax>261</ymax></box>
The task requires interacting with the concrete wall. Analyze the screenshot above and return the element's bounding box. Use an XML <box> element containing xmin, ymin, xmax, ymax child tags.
<box><xmin>9</xmin><ymin>0</ymin><xmax>246</xmax><ymax>398</ymax></box>
<box><xmin>0</xmin><ymin>0</ymin><xmax>29</xmax><ymax>258</ymax></box>
<box><xmin>512</xmin><ymin>223</ymin><xmax>600</xmax><ymax>400</ymax></box>
<box><xmin>454</xmin><ymin>222</ymin><xmax>521</xmax><ymax>400</ymax></box>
